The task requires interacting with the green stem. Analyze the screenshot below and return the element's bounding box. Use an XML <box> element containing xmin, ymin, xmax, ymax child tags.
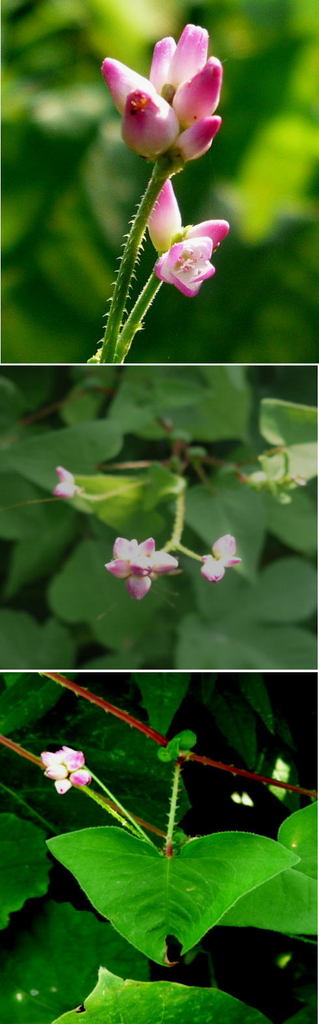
<box><xmin>114</xmin><ymin>273</ymin><xmax>162</xmax><ymax>363</ymax></box>
<box><xmin>79</xmin><ymin>784</ymin><xmax>140</xmax><ymax>836</ymax></box>
<box><xmin>90</xmin><ymin>771</ymin><xmax>154</xmax><ymax>846</ymax></box>
<box><xmin>173</xmin><ymin>541</ymin><xmax>203</xmax><ymax>562</ymax></box>
<box><xmin>165</xmin><ymin>761</ymin><xmax>182</xmax><ymax>856</ymax></box>
<box><xmin>0</xmin><ymin>781</ymin><xmax>56</xmax><ymax>833</ymax></box>
<box><xmin>98</xmin><ymin>154</ymin><xmax>182</xmax><ymax>364</ymax></box>
<box><xmin>164</xmin><ymin>488</ymin><xmax>186</xmax><ymax>550</ymax></box>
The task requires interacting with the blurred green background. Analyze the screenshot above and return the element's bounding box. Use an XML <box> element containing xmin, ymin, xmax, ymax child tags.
<box><xmin>3</xmin><ymin>0</ymin><xmax>319</xmax><ymax>364</ymax></box>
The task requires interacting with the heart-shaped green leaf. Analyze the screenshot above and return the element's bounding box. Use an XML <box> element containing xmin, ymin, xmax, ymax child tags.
<box><xmin>0</xmin><ymin>814</ymin><xmax>50</xmax><ymax>929</ymax></box>
<box><xmin>52</xmin><ymin>966</ymin><xmax>271</xmax><ymax>1024</ymax></box>
<box><xmin>48</xmin><ymin>826</ymin><xmax>299</xmax><ymax>964</ymax></box>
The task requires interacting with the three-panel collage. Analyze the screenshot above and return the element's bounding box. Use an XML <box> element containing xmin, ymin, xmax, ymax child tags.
<box><xmin>1</xmin><ymin>3</ymin><xmax>317</xmax><ymax>1023</ymax></box>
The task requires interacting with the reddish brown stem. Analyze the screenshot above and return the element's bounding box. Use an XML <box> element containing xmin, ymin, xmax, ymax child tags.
<box><xmin>0</xmin><ymin>733</ymin><xmax>42</xmax><ymax>767</ymax></box>
<box><xmin>41</xmin><ymin>673</ymin><xmax>317</xmax><ymax>799</ymax></box>
<box><xmin>41</xmin><ymin>672</ymin><xmax>167</xmax><ymax>746</ymax></box>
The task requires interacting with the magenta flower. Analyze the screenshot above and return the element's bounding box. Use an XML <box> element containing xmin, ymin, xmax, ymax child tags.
<box><xmin>54</xmin><ymin>467</ymin><xmax>81</xmax><ymax>499</ymax></box>
<box><xmin>201</xmin><ymin>534</ymin><xmax>241</xmax><ymax>583</ymax></box>
<box><xmin>155</xmin><ymin>237</ymin><xmax>215</xmax><ymax>297</ymax></box>
<box><xmin>101</xmin><ymin>24</ymin><xmax>223</xmax><ymax>161</ymax></box>
<box><xmin>105</xmin><ymin>537</ymin><xmax>178</xmax><ymax>600</ymax></box>
<box><xmin>41</xmin><ymin>746</ymin><xmax>92</xmax><ymax>795</ymax></box>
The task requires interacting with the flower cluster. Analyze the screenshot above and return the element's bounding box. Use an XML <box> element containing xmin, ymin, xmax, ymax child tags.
<box><xmin>148</xmin><ymin>179</ymin><xmax>229</xmax><ymax>296</ymax></box>
<box><xmin>41</xmin><ymin>746</ymin><xmax>91</xmax><ymax>795</ymax></box>
<box><xmin>201</xmin><ymin>534</ymin><xmax>241</xmax><ymax>583</ymax></box>
<box><xmin>105</xmin><ymin>537</ymin><xmax>178</xmax><ymax>600</ymax></box>
<box><xmin>101</xmin><ymin>24</ymin><xmax>223</xmax><ymax>161</ymax></box>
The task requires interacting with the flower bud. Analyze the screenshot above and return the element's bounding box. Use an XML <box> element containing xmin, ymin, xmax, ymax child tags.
<box><xmin>173</xmin><ymin>58</ymin><xmax>223</xmax><ymax>128</ymax></box>
<box><xmin>169</xmin><ymin>24</ymin><xmax>208</xmax><ymax>88</ymax></box>
<box><xmin>148</xmin><ymin>180</ymin><xmax>182</xmax><ymax>252</ymax></box>
<box><xmin>101</xmin><ymin>58</ymin><xmax>156</xmax><ymax>114</ymax></box>
<box><xmin>150</xmin><ymin>37</ymin><xmax>177</xmax><ymax>94</ymax></box>
<box><xmin>122</xmin><ymin>90</ymin><xmax>179</xmax><ymax>159</ymax></box>
<box><xmin>175</xmin><ymin>116</ymin><xmax>221</xmax><ymax>161</ymax></box>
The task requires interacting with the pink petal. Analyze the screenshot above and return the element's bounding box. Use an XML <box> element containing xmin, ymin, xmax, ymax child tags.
<box><xmin>105</xmin><ymin>559</ymin><xmax>131</xmax><ymax>579</ymax></box>
<box><xmin>61</xmin><ymin>747</ymin><xmax>85</xmax><ymax>770</ymax></box>
<box><xmin>126</xmin><ymin>575</ymin><xmax>152</xmax><ymax>600</ymax></box>
<box><xmin>169</xmin><ymin>24</ymin><xmax>208</xmax><ymax>87</ymax></box>
<box><xmin>101</xmin><ymin>58</ymin><xmax>156</xmax><ymax>114</ymax></box>
<box><xmin>200</xmin><ymin>556</ymin><xmax>225</xmax><ymax>583</ymax></box>
<box><xmin>154</xmin><ymin>252</ymin><xmax>175</xmax><ymax>286</ymax></box>
<box><xmin>55</xmin><ymin>779</ymin><xmax>72</xmax><ymax>795</ymax></box>
<box><xmin>150</xmin><ymin>550</ymin><xmax>179</xmax><ymax>574</ymax></box>
<box><xmin>113</xmin><ymin>537</ymin><xmax>138</xmax><ymax>559</ymax></box>
<box><xmin>45</xmin><ymin>765</ymin><xmax>68</xmax><ymax>780</ymax></box>
<box><xmin>149</xmin><ymin>37</ymin><xmax>176</xmax><ymax>93</ymax></box>
<box><xmin>176</xmin><ymin>115</ymin><xmax>221</xmax><ymax>161</ymax></box>
<box><xmin>122</xmin><ymin>90</ymin><xmax>179</xmax><ymax>159</ymax></box>
<box><xmin>212</xmin><ymin>534</ymin><xmax>238</xmax><ymax>565</ymax></box>
<box><xmin>173</xmin><ymin>58</ymin><xmax>223</xmax><ymax>127</ymax></box>
<box><xmin>138</xmin><ymin>537</ymin><xmax>156</xmax><ymax>557</ymax></box>
<box><xmin>70</xmin><ymin>769</ymin><xmax>92</xmax><ymax>786</ymax></box>
<box><xmin>187</xmin><ymin>219</ymin><xmax>230</xmax><ymax>247</ymax></box>
<box><xmin>148</xmin><ymin>181</ymin><xmax>182</xmax><ymax>252</ymax></box>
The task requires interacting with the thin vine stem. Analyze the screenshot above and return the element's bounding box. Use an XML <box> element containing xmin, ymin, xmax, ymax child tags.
<box><xmin>38</xmin><ymin>675</ymin><xmax>317</xmax><ymax>798</ymax></box>
<box><xmin>90</xmin><ymin>770</ymin><xmax>154</xmax><ymax>845</ymax></box>
<box><xmin>115</xmin><ymin>273</ymin><xmax>162</xmax><ymax>363</ymax></box>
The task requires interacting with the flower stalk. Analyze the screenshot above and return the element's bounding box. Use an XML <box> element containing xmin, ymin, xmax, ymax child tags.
<box><xmin>165</xmin><ymin>760</ymin><xmax>182</xmax><ymax>856</ymax></box>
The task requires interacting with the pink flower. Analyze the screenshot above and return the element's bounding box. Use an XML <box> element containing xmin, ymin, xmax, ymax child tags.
<box><xmin>148</xmin><ymin>182</ymin><xmax>229</xmax><ymax>297</ymax></box>
<box><xmin>54</xmin><ymin>467</ymin><xmax>81</xmax><ymax>499</ymax></box>
<box><xmin>41</xmin><ymin>746</ymin><xmax>91</xmax><ymax>795</ymax></box>
<box><xmin>105</xmin><ymin>537</ymin><xmax>178</xmax><ymax>600</ymax></box>
<box><xmin>101</xmin><ymin>24</ymin><xmax>223</xmax><ymax>161</ymax></box>
<box><xmin>201</xmin><ymin>534</ymin><xmax>241</xmax><ymax>583</ymax></box>
<box><xmin>155</xmin><ymin>237</ymin><xmax>215</xmax><ymax>297</ymax></box>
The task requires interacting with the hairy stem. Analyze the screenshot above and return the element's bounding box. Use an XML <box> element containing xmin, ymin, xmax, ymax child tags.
<box><xmin>165</xmin><ymin>761</ymin><xmax>182</xmax><ymax>856</ymax></box>
<box><xmin>114</xmin><ymin>273</ymin><xmax>162</xmax><ymax>363</ymax></box>
<box><xmin>98</xmin><ymin>155</ymin><xmax>182</xmax><ymax>363</ymax></box>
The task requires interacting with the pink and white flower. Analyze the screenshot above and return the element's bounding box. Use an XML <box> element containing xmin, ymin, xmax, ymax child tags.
<box><xmin>148</xmin><ymin>180</ymin><xmax>229</xmax><ymax>294</ymax></box>
<box><xmin>41</xmin><ymin>746</ymin><xmax>92</xmax><ymax>795</ymax></box>
<box><xmin>201</xmin><ymin>534</ymin><xmax>241</xmax><ymax>583</ymax></box>
<box><xmin>101</xmin><ymin>24</ymin><xmax>223</xmax><ymax>161</ymax></box>
<box><xmin>54</xmin><ymin>467</ymin><xmax>81</xmax><ymax>499</ymax></box>
<box><xmin>105</xmin><ymin>537</ymin><xmax>178</xmax><ymax>599</ymax></box>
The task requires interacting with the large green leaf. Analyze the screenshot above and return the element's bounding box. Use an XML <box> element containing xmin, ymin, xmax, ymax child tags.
<box><xmin>1</xmin><ymin>422</ymin><xmax>122</xmax><ymax>491</ymax></box>
<box><xmin>52</xmin><ymin>966</ymin><xmax>271</xmax><ymax>1024</ymax></box>
<box><xmin>0</xmin><ymin>814</ymin><xmax>50</xmax><ymax>928</ymax></box>
<box><xmin>219</xmin><ymin>804</ymin><xmax>317</xmax><ymax>934</ymax></box>
<box><xmin>0</xmin><ymin>674</ymin><xmax>62</xmax><ymax>732</ymax></box>
<box><xmin>176</xmin><ymin>612</ymin><xmax>316</xmax><ymax>670</ymax></box>
<box><xmin>133</xmin><ymin>672</ymin><xmax>191</xmax><ymax>734</ymax></box>
<box><xmin>265</xmin><ymin>489</ymin><xmax>317</xmax><ymax>556</ymax></box>
<box><xmin>47</xmin><ymin>826</ymin><xmax>299</xmax><ymax>964</ymax></box>
<box><xmin>209</xmin><ymin>688</ymin><xmax>257</xmax><ymax>768</ymax></box>
<box><xmin>0</xmin><ymin>902</ymin><xmax>148</xmax><ymax>1024</ymax></box>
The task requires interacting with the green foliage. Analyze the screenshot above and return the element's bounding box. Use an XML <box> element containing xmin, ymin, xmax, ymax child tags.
<box><xmin>3</xmin><ymin>0</ymin><xmax>318</xmax><ymax>363</ymax></box>
<box><xmin>0</xmin><ymin>814</ymin><xmax>50</xmax><ymax>928</ymax></box>
<box><xmin>0</xmin><ymin>903</ymin><xmax>148</xmax><ymax>1024</ymax></box>
<box><xmin>220</xmin><ymin>803</ymin><xmax>317</xmax><ymax>934</ymax></box>
<box><xmin>0</xmin><ymin>674</ymin><xmax>62</xmax><ymax>732</ymax></box>
<box><xmin>0</xmin><ymin>365</ymin><xmax>316</xmax><ymax>669</ymax></box>
<box><xmin>51</xmin><ymin>966</ymin><xmax>272</xmax><ymax>1024</ymax></box>
<box><xmin>48</xmin><ymin>825</ymin><xmax>299</xmax><ymax>964</ymax></box>
<box><xmin>134</xmin><ymin>672</ymin><xmax>191</xmax><ymax>733</ymax></box>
